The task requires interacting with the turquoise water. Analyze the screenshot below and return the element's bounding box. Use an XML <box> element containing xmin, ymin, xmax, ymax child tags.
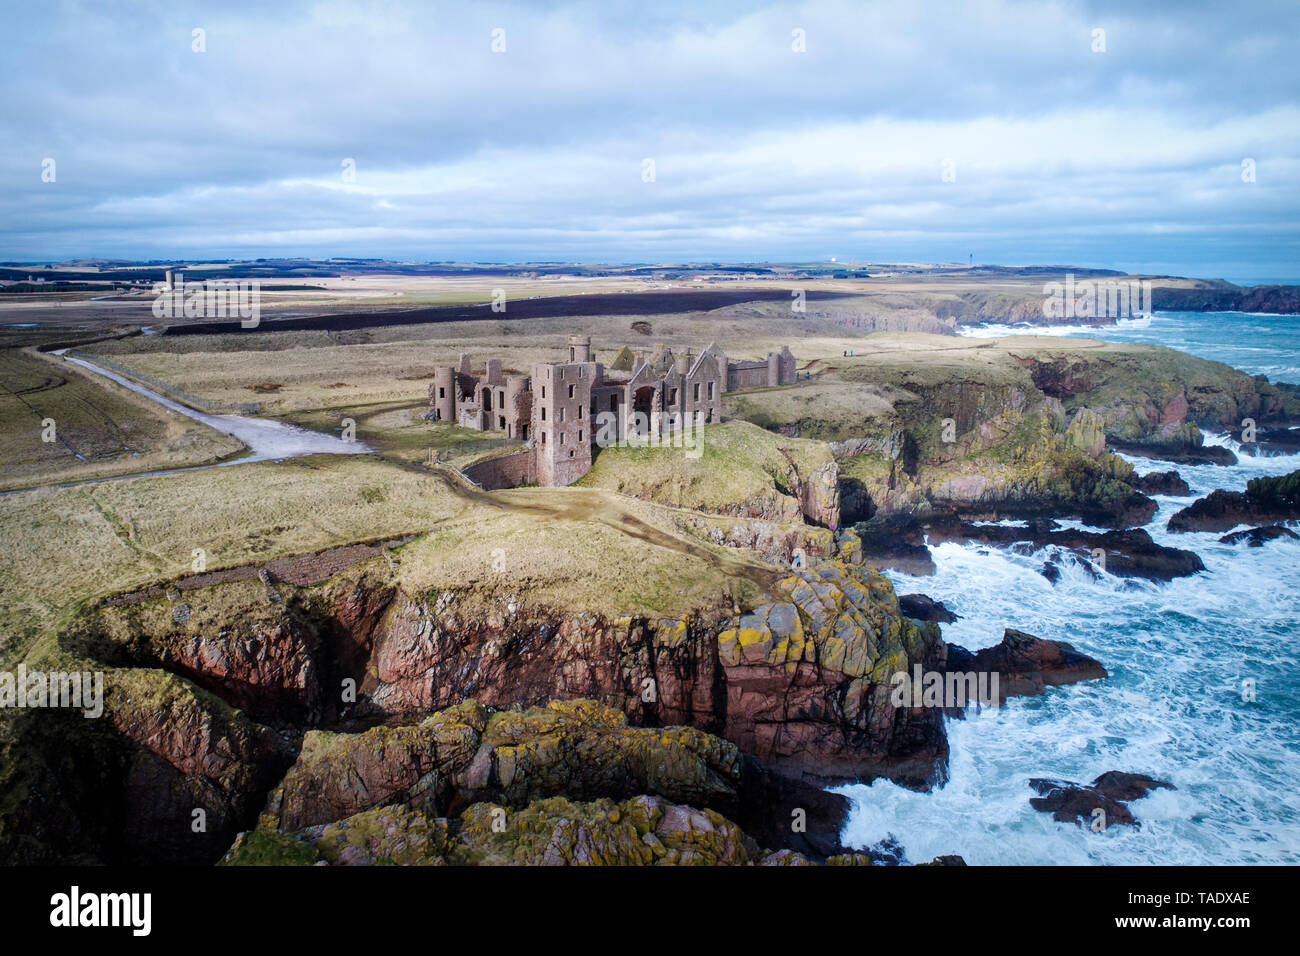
<box><xmin>960</xmin><ymin>310</ymin><xmax>1300</xmax><ymax>384</ymax></box>
<box><xmin>838</xmin><ymin>312</ymin><xmax>1300</xmax><ymax>864</ymax></box>
<box><xmin>1064</xmin><ymin>311</ymin><xmax>1300</xmax><ymax>385</ymax></box>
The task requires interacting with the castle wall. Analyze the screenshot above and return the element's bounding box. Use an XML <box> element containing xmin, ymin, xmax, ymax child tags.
<box><xmin>463</xmin><ymin>447</ymin><xmax>536</xmax><ymax>490</ymax></box>
<box><xmin>727</xmin><ymin>360</ymin><xmax>770</xmax><ymax>391</ymax></box>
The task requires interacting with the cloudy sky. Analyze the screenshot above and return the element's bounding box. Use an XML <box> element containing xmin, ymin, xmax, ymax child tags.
<box><xmin>3</xmin><ymin>0</ymin><xmax>1299</xmax><ymax>279</ymax></box>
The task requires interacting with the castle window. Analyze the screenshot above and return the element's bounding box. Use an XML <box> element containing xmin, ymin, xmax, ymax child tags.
<box><xmin>569</xmin><ymin>450</ymin><xmax>574</xmax><ymax>458</ymax></box>
<box><xmin>438</xmin><ymin>386</ymin><xmax>445</xmax><ymax>399</ymax></box>
<box><xmin>707</xmin><ymin>381</ymin><xmax>715</xmax><ymax>400</ymax></box>
<box><xmin>559</xmin><ymin>433</ymin><xmax>565</xmax><ymax>445</ymax></box>
<box><xmin>541</xmin><ymin>432</ymin><xmax>546</xmax><ymax>444</ymax></box>
<box><xmin>578</xmin><ymin>429</ymin><xmax>583</xmax><ymax>443</ymax></box>
<box><xmin>541</xmin><ymin>385</ymin><xmax>546</xmax><ymax>398</ymax></box>
<box><xmin>668</xmin><ymin>387</ymin><xmax>677</xmax><ymax>404</ymax></box>
<box><xmin>568</xmin><ymin>384</ymin><xmax>575</xmax><ymax>399</ymax></box>
<box><xmin>558</xmin><ymin>407</ymin><xmax>565</xmax><ymax>422</ymax></box>
<box><xmin>498</xmin><ymin>415</ymin><xmax>505</xmax><ymax>429</ymax></box>
<box><xmin>541</xmin><ymin>408</ymin><xmax>547</xmax><ymax>421</ymax></box>
<box><xmin>693</xmin><ymin>383</ymin><xmax>701</xmax><ymax>402</ymax></box>
<box><xmin>577</xmin><ymin>406</ymin><xmax>583</xmax><ymax>419</ymax></box>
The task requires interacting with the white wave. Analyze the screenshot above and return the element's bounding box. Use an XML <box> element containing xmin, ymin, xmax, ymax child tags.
<box><xmin>839</xmin><ymin>467</ymin><xmax>1300</xmax><ymax>864</ymax></box>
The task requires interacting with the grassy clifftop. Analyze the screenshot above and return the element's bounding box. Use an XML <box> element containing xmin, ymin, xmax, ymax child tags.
<box><xmin>725</xmin><ymin>333</ymin><xmax>1294</xmax><ymax>523</ymax></box>
<box><xmin>576</xmin><ymin>420</ymin><xmax>836</xmax><ymax>523</ymax></box>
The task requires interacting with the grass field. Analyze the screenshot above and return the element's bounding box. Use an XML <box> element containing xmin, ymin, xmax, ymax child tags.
<box><xmin>0</xmin><ymin>454</ymin><xmax>473</xmax><ymax>660</ymax></box>
<box><xmin>0</xmin><ymin>447</ymin><xmax>778</xmax><ymax>665</ymax></box>
<box><xmin>576</xmin><ymin>420</ymin><xmax>833</xmax><ymax>516</ymax></box>
<box><xmin>0</xmin><ymin>349</ymin><xmax>245</xmax><ymax>492</ymax></box>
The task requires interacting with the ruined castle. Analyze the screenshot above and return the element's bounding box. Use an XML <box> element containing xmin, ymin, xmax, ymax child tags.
<box><xmin>430</xmin><ymin>335</ymin><xmax>797</xmax><ymax>487</ymax></box>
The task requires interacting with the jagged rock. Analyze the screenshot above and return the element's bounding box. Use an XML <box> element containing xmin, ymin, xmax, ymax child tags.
<box><xmin>230</xmin><ymin>795</ymin><xmax>763</xmax><ymax>867</ymax></box>
<box><xmin>853</xmin><ymin>513</ymin><xmax>935</xmax><ymax>576</ymax></box>
<box><xmin>946</xmin><ymin>628</ymin><xmax>1107</xmax><ymax>700</ymax></box>
<box><xmin>0</xmin><ymin>666</ymin><xmax>295</xmax><ymax>866</ymax></box>
<box><xmin>1065</xmin><ymin>408</ymin><xmax>1107</xmax><ymax>458</ymax></box>
<box><xmin>1168</xmin><ymin>469</ymin><xmax>1300</xmax><ymax>532</ymax></box>
<box><xmin>347</xmin><ymin>562</ymin><xmax>948</xmax><ymax>789</ymax></box>
<box><xmin>1090</xmin><ymin>770</ymin><xmax>1177</xmax><ymax>802</ymax></box>
<box><xmin>898</xmin><ymin>593</ymin><xmax>959</xmax><ymax>623</ymax></box>
<box><xmin>1029</xmin><ymin>772</ymin><xmax>1174</xmax><ymax>828</ymax></box>
<box><xmin>926</xmin><ymin>519</ymin><xmax>1204</xmax><ymax>581</ymax></box>
<box><xmin>1218</xmin><ymin>525</ymin><xmax>1300</xmax><ymax>546</ymax></box>
<box><xmin>1111</xmin><ymin>437</ymin><xmax>1237</xmax><ymax>466</ymax></box>
<box><xmin>1231</xmin><ymin>424</ymin><xmax>1300</xmax><ymax>455</ymax></box>
<box><xmin>265</xmin><ymin>697</ymin><xmax>852</xmax><ymax>856</ymax></box>
<box><xmin>1133</xmin><ymin>470</ymin><xmax>1190</xmax><ymax>496</ymax></box>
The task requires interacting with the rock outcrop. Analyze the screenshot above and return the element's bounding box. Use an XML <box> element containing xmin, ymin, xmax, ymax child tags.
<box><xmin>1110</xmin><ymin>435</ymin><xmax>1237</xmax><ymax>466</ymax></box>
<box><xmin>926</xmin><ymin>519</ymin><xmax>1205</xmax><ymax>581</ymax></box>
<box><xmin>342</xmin><ymin>561</ymin><xmax>948</xmax><ymax>788</ymax></box>
<box><xmin>1029</xmin><ymin>771</ymin><xmax>1175</xmax><ymax>828</ymax></box>
<box><xmin>853</xmin><ymin>513</ymin><xmax>936</xmax><ymax>576</ymax></box>
<box><xmin>225</xmin><ymin>793</ymin><xmax>924</xmax><ymax>867</ymax></box>
<box><xmin>1168</xmin><ymin>470</ymin><xmax>1300</xmax><ymax>533</ymax></box>
<box><xmin>946</xmin><ymin>629</ymin><xmax>1107</xmax><ymax>700</ymax></box>
<box><xmin>1218</xmin><ymin>525</ymin><xmax>1300</xmax><ymax>546</ymax></box>
<box><xmin>0</xmin><ymin>666</ymin><xmax>294</xmax><ymax>866</ymax></box>
<box><xmin>1133</xmin><ymin>470</ymin><xmax>1191</xmax><ymax>496</ymax></box>
<box><xmin>898</xmin><ymin>593</ymin><xmax>959</xmax><ymax>623</ymax></box>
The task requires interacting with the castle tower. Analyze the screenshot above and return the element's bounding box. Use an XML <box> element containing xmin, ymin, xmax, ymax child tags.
<box><xmin>568</xmin><ymin>335</ymin><xmax>591</xmax><ymax>364</ymax></box>
<box><xmin>432</xmin><ymin>366</ymin><xmax>456</xmax><ymax>422</ymax></box>
<box><xmin>779</xmin><ymin>345</ymin><xmax>796</xmax><ymax>384</ymax></box>
<box><xmin>504</xmin><ymin>375</ymin><xmax>532</xmax><ymax>439</ymax></box>
<box><xmin>531</xmin><ymin>361</ymin><xmax>593</xmax><ymax>486</ymax></box>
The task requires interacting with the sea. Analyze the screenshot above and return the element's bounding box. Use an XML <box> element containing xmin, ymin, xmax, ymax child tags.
<box><xmin>835</xmin><ymin>310</ymin><xmax>1300</xmax><ymax>864</ymax></box>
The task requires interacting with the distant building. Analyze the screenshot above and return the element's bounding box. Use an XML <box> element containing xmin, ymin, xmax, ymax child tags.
<box><xmin>430</xmin><ymin>334</ymin><xmax>797</xmax><ymax>486</ymax></box>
